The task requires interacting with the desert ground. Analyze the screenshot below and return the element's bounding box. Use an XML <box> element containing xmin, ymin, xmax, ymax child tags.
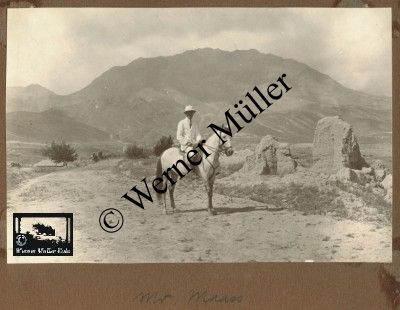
<box><xmin>5</xmin><ymin>139</ymin><xmax>392</xmax><ymax>263</ymax></box>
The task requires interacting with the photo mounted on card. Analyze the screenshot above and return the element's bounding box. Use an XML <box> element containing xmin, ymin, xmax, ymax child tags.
<box><xmin>6</xmin><ymin>8</ymin><xmax>392</xmax><ymax>263</ymax></box>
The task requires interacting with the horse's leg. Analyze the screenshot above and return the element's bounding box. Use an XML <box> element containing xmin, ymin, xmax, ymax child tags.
<box><xmin>163</xmin><ymin>182</ymin><xmax>168</xmax><ymax>215</ymax></box>
<box><xmin>163</xmin><ymin>194</ymin><xmax>168</xmax><ymax>214</ymax></box>
<box><xmin>169</xmin><ymin>185</ymin><xmax>176</xmax><ymax>213</ymax></box>
<box><xmin>206</xmin><ymin>177</ymin><xmax>216</xmax><ymax>215</ymax></box>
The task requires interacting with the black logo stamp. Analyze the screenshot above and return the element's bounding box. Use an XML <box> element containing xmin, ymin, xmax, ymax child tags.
<box><xmin>13</xmin><ymin>213</ymin><xmax>73</xmax><ymax>256</ymax></box>
<box><xmin>99</xmin><ymin>208</ymin><xmax>124</xmax><ymax>233</ymax></box>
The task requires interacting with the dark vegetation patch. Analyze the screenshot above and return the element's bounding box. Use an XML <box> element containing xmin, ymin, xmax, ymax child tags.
<box><xmin>218</xmin><ymin>162</ymin><xmax>244</xmax><ymax>178</ymax></box>
<box><xmin>215</xmin><ymin>182</ymin><xmax>346</xmax><ymax>217</ymax></box>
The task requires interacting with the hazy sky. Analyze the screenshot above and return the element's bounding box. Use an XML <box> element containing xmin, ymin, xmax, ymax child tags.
<box><xmin>7</xmin><ymin>8</ymin><xmax>391</xmax><ymax>96</ymax></box>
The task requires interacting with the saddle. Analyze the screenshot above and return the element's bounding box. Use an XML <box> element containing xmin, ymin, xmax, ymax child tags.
<box><xmin>178</xmin><ymin>145</ymin><xmax>202</xmax><ymax>176</ymax></box>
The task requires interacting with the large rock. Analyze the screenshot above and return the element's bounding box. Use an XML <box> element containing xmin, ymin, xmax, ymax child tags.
<box><xmin>312</xmin><ymin>116</ymin><xmax>367</xmax><ymax>173</ymax></box>
<box><xmin>381</xmin><ymin>174</ymin><xmax>392</xmax><ymax>191</ymax></box>
<box><xmin>381</xmin><ymin>174</ymin><xmax>392</xmax><ymax>203</ymax></box>
<box><xmin>241</xmin><ymin>135</ymin><xmax>297</xmax><ymax>175</ymax></box>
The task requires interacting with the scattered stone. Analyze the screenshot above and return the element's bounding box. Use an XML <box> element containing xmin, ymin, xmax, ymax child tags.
<box><xmin>312</xmin><ymin>116</ymin><xmax>367</xmax><ymax>173</ymax></box>
<box><xmin>336</xmin><ymin>167</ymin><xmax>358</xmax><ymax>183</ymax></box>
<box><xmin>382</xmin><ymin>174</ymin><xmax>392</xmax><ymax>191</ymax></box>
<box><xmin>381</xmin><ymin>174</ymin><xmax>392</xmax><ymax>202</ymax></box>
<box><xmin>353</xmin><ymin>169</ymin><xmax>369</xmax><ymax>185</ymax></box>
<box><xmin>241</xmin><ymin>135</ymin><xmax>297</xmax><ymax>176</ymax></box>
<box><xmin>322</xmin><ymin>236</ymin><xmax>330</xmax><ymax>241</ymax></box>
<box><xmin>370</xmin><ymin>159</ymin><xmax>386</xmax><ymax>171</ymax></box>
<box><xmin>370</xmin><ymin>160</ymin><xmax>388</xmax><ymax>182</ymax></box>
<box><xmin>374</xmin><ymin>169</ymin><xmax>386</xmax><ymax>182</ymax></box>
<box><xmin>372</xmin><ymin>187</ymin><xmax>384</xmax><ymax>196</ymax></box>
<box><xmin>385</xmin><ymin>189</ymin><xmax>392</xmax><ymax>203</ymax></box>
<box><xmin>361</xmin><ymin>167</ymin><xmax>373</xmax><ymax>175</ymax></box>
<box><xmin>182</xmin><ymin>246</ymin><xmax>194</xmax><ymax>252</ymax></box>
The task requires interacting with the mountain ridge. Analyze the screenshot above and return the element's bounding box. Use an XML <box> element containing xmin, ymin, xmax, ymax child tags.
<box><xmin>6</xmin><ymin>48</ymin><xmax>391</xmax><ymax>144</ymax></box>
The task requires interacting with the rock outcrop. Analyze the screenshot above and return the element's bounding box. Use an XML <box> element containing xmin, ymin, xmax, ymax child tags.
<box><xmin>381</xmin><ymin>174</ymin><xmax>392</xmax><ymax>202</ymax></box>
<box><xmin>241</xmin><ymin>135</ymin><xmax>297</xmax><ymax>176</ymax></box>
<box><xmin>312</xmin><ymin>116</ymin><xmax>367</xmax><ymax>173</ymax></box>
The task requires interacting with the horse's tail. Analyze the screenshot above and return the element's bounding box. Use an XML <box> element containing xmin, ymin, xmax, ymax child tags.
<box><xmin>155</xmin><ymin>157</ymin><xmax>163</xmax><ymax>201</ymax></box>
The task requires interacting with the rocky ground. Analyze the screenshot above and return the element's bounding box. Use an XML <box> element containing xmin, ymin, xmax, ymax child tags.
<box><xmin>6</xmin><ymin>157</ymin><xmax>391</xmax><ymax>263</ymax></box>
<box><xmin>4</xmin><ymin>116</ymin><xmax>393</xmax><ymax>263</ymax></box>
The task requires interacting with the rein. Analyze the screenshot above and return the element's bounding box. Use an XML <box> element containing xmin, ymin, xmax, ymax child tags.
<box><xmin>203</xmin><ymin>141</ymin><xmax>230</xmax><ymax>155</ymax></box>
<box><xmin>203</xmin><ymin>143</ymin><xmax>220</xmax><ymax>154</ymax></box>
<box><xmin>202</xmin><ymin>142</ymin><xmax>225</xmax><ymax>178</ymax></box>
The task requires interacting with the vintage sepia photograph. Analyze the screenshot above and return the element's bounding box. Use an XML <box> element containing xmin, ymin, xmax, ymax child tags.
<box><xmin>5</xmin><ymin>8</ymin><xmax>392</xmax><ymax>263</ymax></box>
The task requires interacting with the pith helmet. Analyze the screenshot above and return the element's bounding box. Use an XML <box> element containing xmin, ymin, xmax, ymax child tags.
<box><xmin>184</xmin><ymin>105</ymin><xmax>196</xmax><ymax>113</ymax></box>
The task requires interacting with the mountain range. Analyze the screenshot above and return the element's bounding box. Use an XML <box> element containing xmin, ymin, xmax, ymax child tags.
<box><xmin>6</xmin><ymin>48</ymin><xmax>391</xmax><ymax>144</ymax></box>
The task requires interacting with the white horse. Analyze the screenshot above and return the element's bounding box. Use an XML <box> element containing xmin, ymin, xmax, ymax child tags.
<box><xmin>155</xmin><ymin>131</ymin><xmax>233</xmax><ymax>215</ymax></box>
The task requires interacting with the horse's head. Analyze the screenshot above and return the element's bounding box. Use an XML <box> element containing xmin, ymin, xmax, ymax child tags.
<box><xmin>218</xmin><ymin>127</ymin><xmax>234</xmax><ymax>157</ymax></box>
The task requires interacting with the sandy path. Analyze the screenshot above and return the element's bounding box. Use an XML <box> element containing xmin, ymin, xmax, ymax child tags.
<box><xmin>7</xmin><ymin>159</ymin><xmax>391</xmax><ymax>263</ymax></box>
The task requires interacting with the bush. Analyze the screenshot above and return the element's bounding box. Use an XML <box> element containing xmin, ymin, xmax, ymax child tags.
<box><xmin>215</xmin><ymin>182</ymin><xmax>344</xmax><ymax>217</ymax></box>
<box><xmin>153</xmin><ymin>135</ymin><xmax>174</xmax><ymax>156</ymax></box>
<box><xmin>90</xmin><ymin>151</ymin><xmax>113</xmax><ymax>162</ymax></box>
<box><xmin>124</xmin><ymin>144</ymin><xmax>147</xmax><ymax>159</ymax></box>
<box><xmin>41</xmin><ymin>141</ymin><xmax>78</xmax><ymax>166</ymax></box>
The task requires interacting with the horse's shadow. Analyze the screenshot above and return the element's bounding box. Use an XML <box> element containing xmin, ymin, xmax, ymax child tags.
<box><xmin>177</xmin><ymin>205</ymin><xmax>285</xmax><ymax>215</ymax></box>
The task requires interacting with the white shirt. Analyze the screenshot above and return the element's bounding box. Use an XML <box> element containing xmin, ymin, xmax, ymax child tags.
<box><xmin>177</xmin><ymin>117</ymin><xmax>202</xmax><ymax>150</ymax></box>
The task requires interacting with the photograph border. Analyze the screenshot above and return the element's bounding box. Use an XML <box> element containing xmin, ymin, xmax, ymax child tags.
<box><xmin>0</xmin><ymin>1</ymin><xmax>398</xmax><ymax>309</ymax></box>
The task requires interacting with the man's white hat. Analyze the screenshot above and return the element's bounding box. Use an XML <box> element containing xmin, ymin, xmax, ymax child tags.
<box><xmin>184</xmin><ymin>105</ymin><xmax>196</xmax><ymax>113</ymax></box>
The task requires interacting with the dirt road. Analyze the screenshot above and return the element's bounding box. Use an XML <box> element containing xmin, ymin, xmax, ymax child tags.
<box><xmin>7</xmin><ymin>159</ymin><xmax>391</xmax><ymax>263</ymax></box>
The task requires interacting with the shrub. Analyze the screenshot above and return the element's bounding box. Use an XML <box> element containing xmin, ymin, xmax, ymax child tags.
<box><xmin>41</xmin><ymin>141</ymin><xmax>78</xmax><ymax>166</ymax></box>
<box><xmin>215</xmin><ymin>182</ymin><xmax>344</xmax><ymax>217</ymax></box>
<box><xmin>153</xmin><ymin>135</ymin><xmax>174</xmax><ymax>156</ymax></box>
<box><xmin>124</xmin><ymin>144</ymin><xmax>147</xmax><ymax>159</ymax></box>
<box><xmin>218</xmin><ymin>162</ymin><xmax>244</xmax><ymax>178</ymax></box>
<box><xmin>90</xmin><ymin>151</ymin><xmax>113</xmax><ymax>162</ymax></box>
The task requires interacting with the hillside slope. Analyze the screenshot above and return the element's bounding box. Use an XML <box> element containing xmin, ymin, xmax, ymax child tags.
<box><xmin>6</xmin><ymin>109</ymin><xmax>111</xmax><ymax>143</ymax></box>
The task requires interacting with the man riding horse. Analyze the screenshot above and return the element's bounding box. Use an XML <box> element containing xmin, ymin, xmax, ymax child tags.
<box><xmin>155</xmin><ymin>104</ymin><xmax>233</xmax><ymax>215</ymax></box>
